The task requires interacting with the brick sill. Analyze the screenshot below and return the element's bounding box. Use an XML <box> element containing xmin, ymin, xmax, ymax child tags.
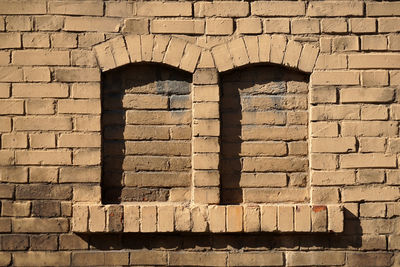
<box><xmin>72</xmin><ymin>203</ymin><xmax>343</xmax><ymax>233</ymax></box>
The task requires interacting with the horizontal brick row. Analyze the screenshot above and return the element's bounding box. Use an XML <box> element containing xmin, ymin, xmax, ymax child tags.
<box><xmin>72</xmin><ymin>203</ymin><xmax>343</xmax><ymax>233</ymax></box>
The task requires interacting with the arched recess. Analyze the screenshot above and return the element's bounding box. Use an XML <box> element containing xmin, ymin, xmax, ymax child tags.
<box><xmin>93</xmin><ymin>35</ymin><xmax>205</xmax><ymax>204</ymax></box>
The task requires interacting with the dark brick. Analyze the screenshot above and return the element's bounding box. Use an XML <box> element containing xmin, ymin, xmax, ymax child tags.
<box><xmin>59</xmin><ymin>234</ymin><xmax>89</xmax><ymax>250</ymax></box>
<box><xmin>32</xmin><ymin>201</ymin><xmax>60</xmax><ymax>217</ymax></box>
<box><xmin>16</xmin><ymin>185</ymin><xmax>72</xmax><ymax>200</ymax></box>
<box><xmin>1</xmin><ymin>235</ymin><xmax>28</xmax><ymax>251</ymax></box>
<box><xmin>30</xmin><ymin>235</ymin><xmax>58</xmax><ymax>251</ymax></box>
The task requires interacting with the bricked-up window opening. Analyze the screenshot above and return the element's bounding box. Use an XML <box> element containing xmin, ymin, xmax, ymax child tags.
<box><xmin>220</xmin><ymin>65</ymin><xmax>310</xmax><ymax>204</ymax></box>
<box><xmin>101</xmin><ymin>63</ymin><xmax>192</xmax><ymax>204</ymax></box>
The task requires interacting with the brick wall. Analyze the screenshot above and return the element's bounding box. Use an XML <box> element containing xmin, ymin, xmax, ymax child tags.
<box><xmin>0</xmin><ymin>0</ymin><xmax>399</xmax><ymax>266</ymax></box>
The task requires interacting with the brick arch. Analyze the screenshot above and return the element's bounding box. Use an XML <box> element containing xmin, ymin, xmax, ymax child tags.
<box><xmin>210</xmin><ymin>35</ymin><xmax>319</xmax><ymax>73</ymax></box>
<box><xmin>93</xmin><ymin>34</ymin><xmax>203</xmax><ymax>73</ymax></box>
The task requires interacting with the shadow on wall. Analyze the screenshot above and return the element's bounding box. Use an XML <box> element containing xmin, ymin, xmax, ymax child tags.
<box><xmin>77</xmin><ymin>209</ymin><xmax>361</xmax><ymax>251</ymax></box>
<box><xmin>101</xmin><ymin>63</ymin><xmax>192</xmax><ymax>204</ymax></box>
<box><xmin>220</xmin><ymin>64</ymin><xmax>310</xmax><ymax>204</ymax></box>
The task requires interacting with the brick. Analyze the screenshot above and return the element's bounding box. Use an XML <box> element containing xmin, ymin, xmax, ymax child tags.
<box><xmin>312</xmin><ymin>71</ymin><xmax>359</xmax><ymax>85</ymax></box>
<box><xmin>298</xmin><ymin>43</ymin><xmax>319</xmax><ymax>73</ymax></box>
<box><xmin>75</xmin><ymin>116</ymin><xmax>100</xmax><ymax>131</ymax></box>
<box><xmin>362</xmin><ymin>35</ymin><xmax>387</xmax><ymax>51</ymax></box>
<box><xmin>64</xmin><ymin>17</ymin><xmax>121</xmax><ymax>32</ymax></box>
<box><xmin>71</xmin><ymin>83</ymin><xmax>100</xmax><ymax>99</ymax></box>
<box><xmin>59</xmin><ymin>133</ymin><xmax>100</xmax><ymax>148</ymax></box>
<box><xmin>31</xmin><ymin>234</ymin><xmax>58</xmax><ymax>251</ymax></box>
<box><xmin>367</xmin><ymin>2</ymin><xmax>400</xmax><ymax>16</ymax></box>
<box><xmin>106</xmin><ymin>2</ymin><xmax>133</xmax><ymax>17</ymax></box>
<box><xmin>78</xmin><ymin>33</ymin><xmax>104</xmax><ymax>48</ymax></box>
<box><xmin>195</xmin><ymin>2</ymin><xmax>249</xmax><ymax>17</ymax></box>
<box><xmin>151</xmin><ymin>19</ymin><xmax>204</xmax><ymax>34</ymax></box>
<box><xmin>206</xmin><ymin>18</ymin><xmax>233</xmax><ymax>35</ymax></box>
<box><xmin>29</xmin><ymin>167</ymin><xmax>58</xmax><ymax>183</ymax></box>
<box><xmin>0</xmin><ymin>33</ymin><xmax>21</xmax><ymax>48</ymax></box>
<box><xmin>261</xmin><ymin>205</ymin><xmax>277</xmax><ymax>231</ymax></box>
<box><xmin>228</xmin><ymin>252</ymin><xmax>283</xmax><ymax>266</ymax></box>
<box><xmin>130</xmin><ymin>250</ymin><xmax>167</xmax><ymax>266</ymax></box>
<box><xmin>294</xmin><ymin>205</ymin><xmax>311</xmax><ymax>232</ymax></box>
<box><xmin>361</xmin><ymin>71</ymin><xmax>388</xmax><ymax>86</ymax></box>
<box><xmin>270</xmin><ymin>35</ymin><xmax>286</xmax><ymax>64</ymax></box>
<box><xmin>60</xmin><ymin>167</ymin><xmax>100</xmax><ymax>183</ymax></box>
<box><xmin>283</xmin><ymin>40</ymin><xmax>302</xmax><ymax>68</ymax></box>
<box><xmin>157</xmin><ymin>206</ymin><xmax>174</xmax><ymax>232</ymax></box>
<box><xmin>307</xmin><ymin>2</ymin><xmax>363</xmax><ymax>17</ymax></box>
<box><xmin>226</xmin><ymin>206</ymin><xmax>242</xmax><ymax>232</ymax></box>
<box><xmin>347</xmin><ymin>253</ymin><xmax>392</xmax><ymax>267</ymax></box>
<box><xmin>0</xmin><ymin>218</ymin><xmax>11</xmax><ymax>232</ymax></box>
<box><xmin>0</xmin><ymin>151</ymin><xmax>14</xmax><ymax>166</ymax></box>
<box><xmin>95</xmin><ymin>36</ymin><xmax>129</xmax><ymax>71</ymax></box>
<box><xmin>0</xmin><ymin>83</ymin><xmax>9</xmax><ymax>98</ymax></box>
<box><xmin>169</xmin><ymin>252</ymin><xmax>227</xmax><ymax>267</ymax></box>
<box><xmin>13</xmin><ymin>83</ymin><xmax>68</xmax><ymax>98</ymax></box>
<box><xmin>315</xmin><ymin>54</ymin><xmax>347</xmax><ymax>70</ymax></box>
<box><xmin>321</xmin><ymin>18</ymin><xmax>347</xmax><ymax>33</ymax></box>
<box><xmin>54</xmin><ymin>68</ymin><xmax>100</xmax><ymax>82</ymax></box>
<box><xmin>311</xmin><ymin>171</ymin><xmax>355</xmax><ymax>186</ymax></box>
<box><xmin>0</xmin><ymin>1</ymin><xmax>46</xmax><ymax>14</ymax></box>
<box><xmin>72</xmin><ymin>252</ymin><xmax>105</xmax><ymax>266</ymax></box>
<box><xmin>14</xmin><ymin>117</ymin><xmax>72</xmax><ymax>131</ymax></box>
<box><xmin>310</xmin><ymin>87</ymin><xmax>336</xmax><ymax>104</ymax></box>
<box><xmin>49</xmin><ymin>1</ymin><xmax>103</xmax><ymax>16</ymax></box>
<box><xmin>106</xmin><ymin>205</ymin><xmax>123</xmax><ymax>232</ymax></box>
<box><xmin>341</xmin><ymin>121</ymin><xmax>397</xmax><ymax>137</ymax></box>
<box><xmin>263</xmin><ymin>18</ymin><xmax>289</xmax><ymax>33</ymax></box>
<box><xmin>23</xmin><ymin>67</ymin><xmax>51</xmax><ymax>82</ymax></box>
<box><xmin>228</xmin><ymin>38</ymin><xmax>250</xmax><ymax>67</ymax></box>
<box><xmin>311</xmin><ymin>137</ymin><xmax>355</xmax><ymax>153</ymax></box>
<box><xmin>1</xmin><ymin>133</ymin><xmax>27</xmax><ymax>148</ymax></box>
<box><xmin>360</xmin><ymin>203</ymin><xmax>386</xmax><ymax>218</ymax></box>
<box><xmin>73</xmin><ymin>149</ymin><xmax>100</xmax><ymax>166</ymax></box>
<box><xmin>0</xmin><ymin>185</ymin><xmax>13</xmax><ymax>199</ymax></box>
<box><xmin>124</xmin><ymin>205</ymin><xmax>139</xmax><ymax>232</ymax></box>
<box><xmin>2</xmin><ymin>235</ymin><xmax>28</xmax><ymax>250</ymax></box>
<box><xmin>13</xmin><ymin>218</ymin><xmax>69</xmax><ymax>233</ymax></box>
<box><xmin>16</xmin><ymin>151</ymin><xmax>71</xmax><ymax>165</ymax></box>
<box><xmin>0</xmin><ymin>253</ymin><xmax>11</xmax><ymax>266</ymax></box>
<box><xmin>123</xmin><ymin>94</ymin><xmax>167</xmax><ymax>110</ymax></box>
<box><xmin>359</xmin><ymin>137</ymin><xmax>385</xmax><ymax>152</ymax></box>
<box><xmin>252</xmin><ymin>1</ymin><xmax>305</xmax><ymax>16</ymax></box>
<box><xmin>193</xmin><ymin>187</ymin><xmax>219</xmax><ymax>204</ymax></box>
<box><xmin>349</xmin><ymin>54</ymin><xmax>400</xmax><ymax>69</ymax></box>
<box><xmin>243</xmin><ymin>206</ymin><xmax>260</xmax><ymax>232</ymax></box>
<box><xmin>245</xmin><ymin>188</ymin><xmax>308</xmax><ymax>203</ymax></box>
<box><xmin>237</xmin><ymin>18</ymin><xmax>262</xmax><ymax>34</ymax></box>
<box><xmin>88</xmin><ymin>205</ymin><xmax>105</xmax><ymax>232</ymax></box>
<box><xmin>197</xmin><ymin>50</ymin><xmax>214</xmax><ymax>68</ymax></box>
<box><xmin>361</xmin><ymin>105</ymin><xmax>388</xmax><ymax>120</ymax></box>
<box><xmin>58</xmin><ymin>99</ymin><xmax>100</xmax><ymax>114</ymax></box>
<box><xmin>71</xmin><ymin>50</ymin><xmax>97</xmax><ymax>67</ymax></box>
<box><xmin>13</xmin><ymin>50</ymin><xmax>69</xmax><ymax>66</ymax></box>
<box><xmin>332</xmin><ymin>36</ymin><xmax>359</xmax><ymax>52</ymax></box>
<box><xmin>13</xmin><ymin>252</ymin><xmax>70</xmax><ymax>267</ymax></box>
<box><xmin>350</xmin><ymin>18</ymin><xmax>376</xmax><ymax>33</ymax></box>
<box><xmin>0</xmin><ymin>99</ymin><xmax>23</xmax><ymax>114</ymax></box>
<box><xmin>243</xmin><ymin>36</ymin><xmax>260</xmax><ymax>64</ymax></box>
<box><xmin>180</xmin><ymin>43</ymin><xmax>201</xmax><ymax>73</ymax></box>
<box><xmin>278</xmin><ymin>206</ymin><xmax>293</xmax><ymax>232</ymax></box>
<box><xmin>137</xmin><ymin>2</ymin><xmax>191</xmax><ymax>16</ymax></box>
<box><xmin>175</xmin><ymin>206</ymin><xmax>191</xmax><ymax>231</ymax></box>
<box><xmin>211</xmin><ymin>44</ymin><xmax>234</xmax><ymax>72</ymax></box>
<box><xmin>16</xmin><ymin>184</ymin><xmax>71</xmax><ymax>200</ymax></box>
<box><xmin>32</xmin><ymin>201</ymin><xmax>60</xmax><ymax>217</ymax></box>
<box><xmin>191</xmin><ymin>206</ymin><xmax>208</xmax><ymax>232</ymax></box>
<box><xmin>389</xmin><ymin>35</ymin><xmax>400</xmax><ymax>51</ymax></box>
<box><xmin>34</xmin><ymin>15</ymin><xmax>63</xmax><ymax>31</ymax></box>
<box><xmin>163</xmin><ymin>37</ymin><xmax>186</xmax><ymax>67</ymax></box>
<box><xmin>169</xmin><ymin>188</ymin><xmax>190</xmax><ymax>202</ymax></box>
<box><xmin>0</xmin><ymin>67</ymin><xmax>23</xmax><ymax>82</ymax></box>
<box><xmin>51</xmin><ymin>32</ymin><xmax>77</xmax><ymax>48</ymax></box>
<box><xmin>60</xmin><ymin>234</ymin><xmax>88</xmax><ymax>250</ymax></box>
<box><xmin>0</xmin><ymin>117</ymin><xmax>11</xmax><ymax>132</ymax></box>
<box><xmin>209</xmin><ymin>205</ymin><xmax>225</xmax><ymax>232</ymax></box>
<box><xmin>141</xmin><ymin>206</ymin><xmax>156</xmax><ymax>232</ymax></box>
<box><xmin>291</xmin><ymin>19</ymin><xmax>320</xmax><ymax>34</ymax></box>
<box><xmin>341</xmin><ymin>153</ymin><xmax>396</xmax><ymax>169</ymax></box>
<box><xmin>287</xmin><ymin>252</ymin><xmax>345</xmax><ymax>266</ymax></box>
<box><xmin>73</xmin><ymin>185</ymin><xmax>101</xmax><ymax>202</ymax></box>
<box><xmin>1</xmin><ymin>201</ymin><xmax>30</xmax><ymax>216</ymax></box>
<box><xmin>22</xmin><ymin>32</ymin><xmax>49</xmax><ymax>48</ymax></box>
<box><xmin>122</xmin><ymin>18</ymin><xmax>148</xmax><ymax>34</ymax></box>
<box><xmin>243</xmin><ymin>157</ymin><xmax>307</xmax><ymax>172</ymax></box>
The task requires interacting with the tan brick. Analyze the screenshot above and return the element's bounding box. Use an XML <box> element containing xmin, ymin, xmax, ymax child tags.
<box><xmin>23</xmin><ymin>67</ymin><xmax>51</xmax><ymax>82</ymax></box>
<box><xmin>2</xmin><ymin>133</ymin><xmax>27</xmax><ymax>149</ymax></box>
<box><xmin>54</xmin><ymin>68</ymin><xmax>100</xmax><ymax>82</ymax></box>
<box><xmin>311</xmin><ymin>137</ymin><xmax>356</xmax><ymax>153</ymax></box>
<box><xmin>243</xmin><ymin>36</ymin><xmax>260</xmax><ymax>64</ymax></box>
<box><xmin>252</xmin><ymin>1</ymin><xmax>305</xmax><ymax>16</ymax></box>
<box><xmin>287</xmin><ymin>251</ymin><xmax>345</xmax><ymax>266</ymax></box>
<box><xmin>14</xmin><ymin>117</ymin><xmax>72</xmax><ymax>131</ymax></box>
<box><xmin>122</xmin><ymin>18</ymin><xmax>148</xmax><ymax>34</ymax></box>
<box><xmin>124</xmin><ymin>205</ymin><xmax>139</xmax><ymax>232</ymax></box>
<box><xmin>307</xmin><ymin>2</ymin><xmax>363</xmax><ymax>17</ymax></box>
<box><xmin>263</xmin><ymin>18</ymin><xmax>289</xmax><ymax>34</ymax></box>
<box><xmin>73</xmin><ymin>149</ymin><xmax>100</xmax><ymax>166</ymax></box>
<box><xmin>75</xmin><ymin>116</ymin><xmax>100</xmax><ymax>131</ymax></box>
<box><xmin>72</xmin><ymin>252</ymin><xmax>104</xmax><ymax>266</ymax></box>
<box><xmin>13</xmin><ymin>218</ymin><xmax>69</xmax><ymax>233</ymax></box>
<box><xmin>60</xmin><ymin>167</ymin><xmax>100</xmax><ymax>183</ymax></box>
<box><xmin>157</xmin><ymin>205</ymin><xmax>174</xmax><ymax>232</ymax></box>
<box><xmin>311</xmin><ymin>105</ymin><xmax>360</xmax><ymax>121</ymax></box>
<box><xmin>361</xmin><ymin>105</ymin><xmax>388</xmax><ymax>121</ymax></box>
<box><xmin>13</xmin><ymin>83</ymin><xmax>68</xmax><ymax>98</ymax></box>
<box><xmin>34</xmin><ymin>15</ymin><xmax>63</xmax><ymax>31</ymax></box>
<box><xmin>0</xmin><ymin>167</ymin><xmax>28</xmax><ymax>183</ymax></box>
<box><xmin>312</xmin><ymin>71</ymin><xmax>360</xmax><ymax>85</ymax></box>
<box><xmin>193</xmin><ymin>119</ymin><xmax>219</xmax><ymax>137</ymax></box>
<box><xmin>260</xmin><ymin>206</ymin><xmax>276</xmax><ymax>231</ymax></box>
<box><xmin>169</xmin><ymin>252</ymin><xmax>227</xmax><ymax>267</ymax></box>
<box><xmin>71</xmin><ymin>50</ymin><xmax>97</xmax><ymax>67</ymax></box>
<box><xmin>228</xmin><ymin>252</ymin><xmax>283</xmax><ymax>266</ymax></box>
<box><xmin>13</xmin><ymin>252</ymin><xmax>70</xmax><ymax>267</ymax></box>
<box><xmin>315</xmin><ymin>54</ymin><xmax>347</xmax><ymax>70</ymax></box>
<box><xmin>343</xmin><ymin>186</ymin><xmax>399</xmax><ymax>202</ymax></box>
<box><xmin>312</xmin><ymin>187</ymin><xmax>339</xmax><ymax>204</ymax></box>
<box><xmin>29</xmin><ymin>167</ymin><xmax>58</xmax><ymax>183</ymax></box>
<box><xmin>321</xmin><ymin>18</ymin><xmax>347</xmax><ymax>33</ymax></box>
<box><xmin>49</xmin><ymin>1</ymin><xmax>102</xmax><ymax>15</ymax></box>
<box><xmin>350</xmin><ymin>18</ymin><xmax>376</xmax><ymax>33</ymax></box>
<box><xmin>361</xmin><ymin>71</ymin><xmax>388</xmax><ymax>86</ymax></box>
<box><xmin>0</xmin><ymin>99</ymin><xmax>24</xmax><ymax>114</ymax></box>
<box><xmin>0</xmin><ymin>151</ymin><xmax>14</xmax><ymax>166</ymax></box>
<box><xmin>89</xmin><ymin>205</ymin><xmax>105</xmax><ymax>232</ymax></box>
<box><xmin>358</xmin><ymin>169</ymin><xmax>385</xmax><ymax>184</ymax></box>
<box><xmin>106</xmin><ymin>2</ymin><xmax>133</xmax><ymax>17</ymax></box>
<box><xmin>209</xmin><ymin>205</ymin><xmax>225</xmax><ymax>232</ymax></box>
<box><xmin>163</xmin><ymin>37</ymin><xmax>186</xmax><ymax>67</ymax></box>
<box><xmin>291</xmin><ymin>19</ymin><xmax>320</xmax><ymax>34</ymax></box>
<box><xmin>228</xmin><ymin>38</ymin><xmax>250</xmax><ymax>67</ymax></box>
<box><xmin>151</xmin><ymin>19</ymin><xmax>204</xmax><ymax>34</ymax></box>
<box><xmin>180</xmin><ymin>43</ymin><xmax>201</xmax><ymax>73</ymax></box>
<box><xmin>0</xmin><ymin>117</ymin><xmax>11</xmax><ymax>133</ymax></box>
<box><xmin>270</xmin><ymin>35</ymin><xmax>286</xmax><ymax>64</ymax></box>
<box><xmin>0</xmin><ymin>1</ymin><xmax>46</xmax><ymax>14</ymax></box>
<box><xmin>332</xmin><ymin>36</ymin><xmax>359</xmax><ymax>52</ymax></box>
<box><xmin>226</xmin><ymin>206</ymin><xmax>242</xmax><ymax>232</ymax></box>
<box><xmin>298</xmin><ymin>43</ymin><xmax>319</xmax><ymax>73</ymax></box>
<box><xmin>294</xmin><ymin>205</ymin><xmax>311</xmax><ymax>232</ymax></box>
<box><xmin>361</xmin><ymin>35</ymin><xmax>387</xmax><ymax>51</ymax></box>
<box><xmin>16</xmin><ymin>151</ymin><xmax>71</xmax><ymax>165</ymax></box>
<box><xmin>64</xmin><ymin>17</ymin><xmax>121</xmax><ymax>32</ymax></box>
<box><xmin>73</xmin><ymin>185</ymin><xmax>101</xmax><ymax>202</ymax></box>
<box><xmin>350</xmin><ymin>53</ymin><xmax>400</xmax><ymax>69</ymax></box>
<box><xmin>282</xmin><ymin>40</ymin><xmax>302</xmax><ymax>68</ymax></box>
<box><xmin>0</xmin><ymin>252</ymin><xmax>10</xmax><ymax>266</ymax></box>
<box><xmin>126</xmin><ymin>110</ymin><xmax>190</xmax><ymax>125</ymax></box>
<box><xmin>13</xmin><ymin>50</ymin><xmax>69</xmax><ymax>66</ymax></box>
<box><xmin>341</xmin><ymin>121</ymin><xmax>397</xmax><ymax>137</ymax></box>
<box><xmin>389</xmin><ymin>35</ymin><xmax>400</xmax><ymax>51</ymax></box>
<box><xmin>243</xmin><ymin>206</ymin><xmax>260</xmax><ymax>232</ymax></box>
<box><xmin>193</xmin><ymin>187</ymin><xmax>219</xmax><ymax>204</ymax></box>
<box><xmin>130</xmin><ymin>250</ymin><xmax>167</xmax><ymax>266</ymax></box>
<box><xmin>360</xmin><ymin>203</ymin><xmax>386</xmax><ymax>218</ymax></box>
<box><xmin>78</xmin><ymin>33</ymin><xmax>105</xmax><ymax>48</ymax></box>
<box><xmin>50</xmin><ymin>32</ymin><xmax>77</xmax><ymax>48</ymax></box>
<box><xmin>0</xmin><ymin>83</ymin><xmax>9</xmax><ymax>98</ymax></box>
<box><xmin>0</xmin><ymin>67</ymin><xmax>23</xmax><ymax>82</ymax></box>
<box><xmin>58</xmin><ymin>99</ymin><xmax>100</xmax><ymax>114</ymax></box>
<box><xmin>341</xmin><ymin>153</ymin><xmax>396</xmax><ymax>169</ymax></box>
<box><xmin>278</xmin><ymin>206</ymin><xmax>293</xmax><ymax>232</ymax></box>
<box><xmin>22</xmin><ymin>32</ymin><xmax>49</xmax><ymax>48</ymax></box>
<box><xmin>193</xmin><ymin>153</ymin><xmax>219</xmax><ymax>170</ymax></box>
<box><xmin>195</xmin><ymin>2</ymin><xmax>249</xmax><ymax>17</ymax></box>
<box><xmin>137</xmin><ymin>2</ymin><xmax>191</xmax><ymax>16</ymax></box>
<box><xmin>211</xmin><ymin>44</ymin><xmax>234</xmax><ymax>72</ymax></box>
<box><xmin>237</xmin><ymin>18</ymin><xmax>262</xmax><ymax>34</ymax></box>
<box><xmin>169</xmin><ymin>188</ymin><xmax>191</xmax><ymax>202</ymax></box>
<box><xmin>367</xmin><ymin>2</ymin><xmax>400</xmax><ymax>16</ymax></box>
<box><xmin>175</xmin><ymin>206</ymin><xmax>191</xmax><ymax>231</ymax></box>
<box><xmin>71</xmin><ymin>83</ymin><xmax>100</xmax><ymax>99</ymax></box>
<box><xmin>0</xmin><ymin>33</ymin><xmax>21</xmax><ymax>48</ymax></box>
<box><xmin>311</xmin><ymin>171</ymin><xmax>355</xmax><ymax>186</ymax></box>
<box><xmin>0</xmin><ymin>218</ymin><xmax>11</xmax><ymax>232</ymax></box>
<box><xmin>206</xmin><ymin>18</ymin><xmax>233</xmax><ymax>35</ymax></box>
<box><xmin>190</xmin><ymin>206</ymin><xmax>208</xmax><ymax>232</ymax></box>
<box><xmin>310</xmin><ymin>87</ymin><xmax>336</xmax><ymax>104</ymax></box>
<box><xmin>141</xmin><ymin>206</ymin><xmax>156</xmax><ymax>232</ymax></box>
<box><xmin>348</xmin><ymin>253</ymin><xmax>391</xmax><ymax>267</ymax></box>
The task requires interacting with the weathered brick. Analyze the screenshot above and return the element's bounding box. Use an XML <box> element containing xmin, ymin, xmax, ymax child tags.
<box><xmin>22</xmin><ymin>32</ymin><xmax>49</xmax><ymax>48</ymax></box>
<box><xmin>130</xmin><ymin>250</ymin><xmax>167</xmax><ymax>266</ymax></box>
<box><xmin>228</xmin><ymin>252</ymin><xmax>283</xmax><ymax>266</ymax></box>
<box><xmin>291</xmin><ymin>19</ymin><xmax>320</xmax><ymax>34</ymax></box>
<box><xmin>51</xmin><ymin>32</ymin><xmax>77</xmax><ymax>48</ymax></box>
<box><xmin>252</xmin><ymin>1</ymin><xmax>305</xmax><ymax>16</ymax></box>
<box><xmin>312</xmin><ymin>137</ymin><xmax>356</xmax><ymax>153</ymax></box>
<box><xmin>23</xmin><ymin>67</ymin><xmax>51</xmax><ymax>82</ymax></box>
<box><xmin>106</xmin><ymin>2</ymin><xmax>133</xmax><ymax>17</ymax></box>
<box><xmin>350</xmin><ymin>18</ymin><xmax>376</xmax><ymax>33</ymax></box>
<box><xmin>58</xmin><ymin>99</ymin><xmax>100</xmax><ymax>114</ymax></box>
<box><xmin>141</xmin><ymin>206</ymin><xmax>156</xmax><ymax>232</ymax></box>
<box><xmin>195</xmin><ymin>2</ymin><xmax>249</xmax><ymax>17</ymax></box>
<box><xmin>1</xmin><ymin>133</ymin><xmax>27</xmax><ymax>149</ymax></box>
<box><xmin>175</xmin><ymin>206</ymin><xmax>191</xmax><ymax>231</ymax></box>
<box><xmin>245</xmin><ymin>188</ymin><xmax>308</xmax><ymax>203</ymax></box>
<box><xmin>13</xmin><ymin>252</ymin><xmax>70</xmax><ymax>267</ymax></box>
<box><xmin>341</xmin><ymin>121</ymin><xmax>397</xmax><ymax>137</ymax></box>
<box><xmin>13</xmin><ymin>218</ymin><xmax>69</xmax><ymax>233</ymax></box>
<box><xmin>0</xmin><ymin>1</ymin><xmax>46</xmax><ymax>14</ymax></box>
<box><xmin>307</xmin><ymin>2</ymin><xmax>363</xmax><ymax>17</ymax></box>
<box><xmin>169</xmin><ymin>252</ymin><xmax>227</xmax><ymax>266</ymax></box>
<box><xmin>14</xmin><ymin>117</ymin><xmax>72</xmax><ymax>131</ymax></box>
<box><xmin>287</xmin><ymin>251</ymin><xmax>345</xmax><ymax>266</ymax></box>
<box><xmin>13</xmin><ymin>50</ymin><xmax>69</xmax><ymax>66</ymax></box>
<box><xmin>263</xmin><ymin>18</ymin><xmax>289</xmax><ymax>33</ymax></box>
<box><xmin>0</xmin><ymin>32</ymin><xmax>21</xmax><ymax>48</ymax></box>
<box><xmin>137</xmin><ymin>2</ymin><xmax>191</xmax><ymax>17</ymax></box>
<box><xmin>237</xmin><ymin>18</ymin><xmax>262</xmax><ymax>34</ymax></box>
<box><xmin>347</xmin><ymin>252</ymin><xmax>392</xmax><ymax>267</ymax></box>
<box><xmin>367</xmin><ymin>2</ymin><xmax>400</xmax><ymax>16</ymax></box>
<box><xmin>206</xmin><ymin>18</ymin><xmax>233</xmax><ymax>35</ymax></box>
<box><xmin>16</xmin><ymin>151</ymin><xmax>71</xmax><ymax>165</ymax></box>
<box><xmin>49</xmin><ymin>1</ymin><xmax>103</xmax><ymax>16</ymax></box>
<box><xmin>1</xmin><ymin>201</ymin><xmax>30</xmax><ymax>217</ymax></box>
<box><xmin>13</xmin><ymin>83</ymin><xmax>68</xmax><ymax>98</ymax></box>
<box><xmin>349</xmin><ymin>54</ymin><xmax>400</xmax><ymax>69</ymax></box>
<box><xmin>64</xmin><ymin>17</ymin><xmax>121</xmax><ymax>32</ymax></box>
<box><xmin>151</xmin><ymin>19</ymin><xmax>204</xmax><ymax>34</ymax></box>
<box><xmin>34</xmin><ymin>15</ymin><xmax>63</xmax><ymax>31</ymax></box>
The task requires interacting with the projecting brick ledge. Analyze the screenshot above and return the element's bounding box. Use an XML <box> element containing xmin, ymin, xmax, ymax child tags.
<box><xmin>72</xmin><ymin>203</ymin><xmax>343</xmax><ymax>233</ymax></box>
